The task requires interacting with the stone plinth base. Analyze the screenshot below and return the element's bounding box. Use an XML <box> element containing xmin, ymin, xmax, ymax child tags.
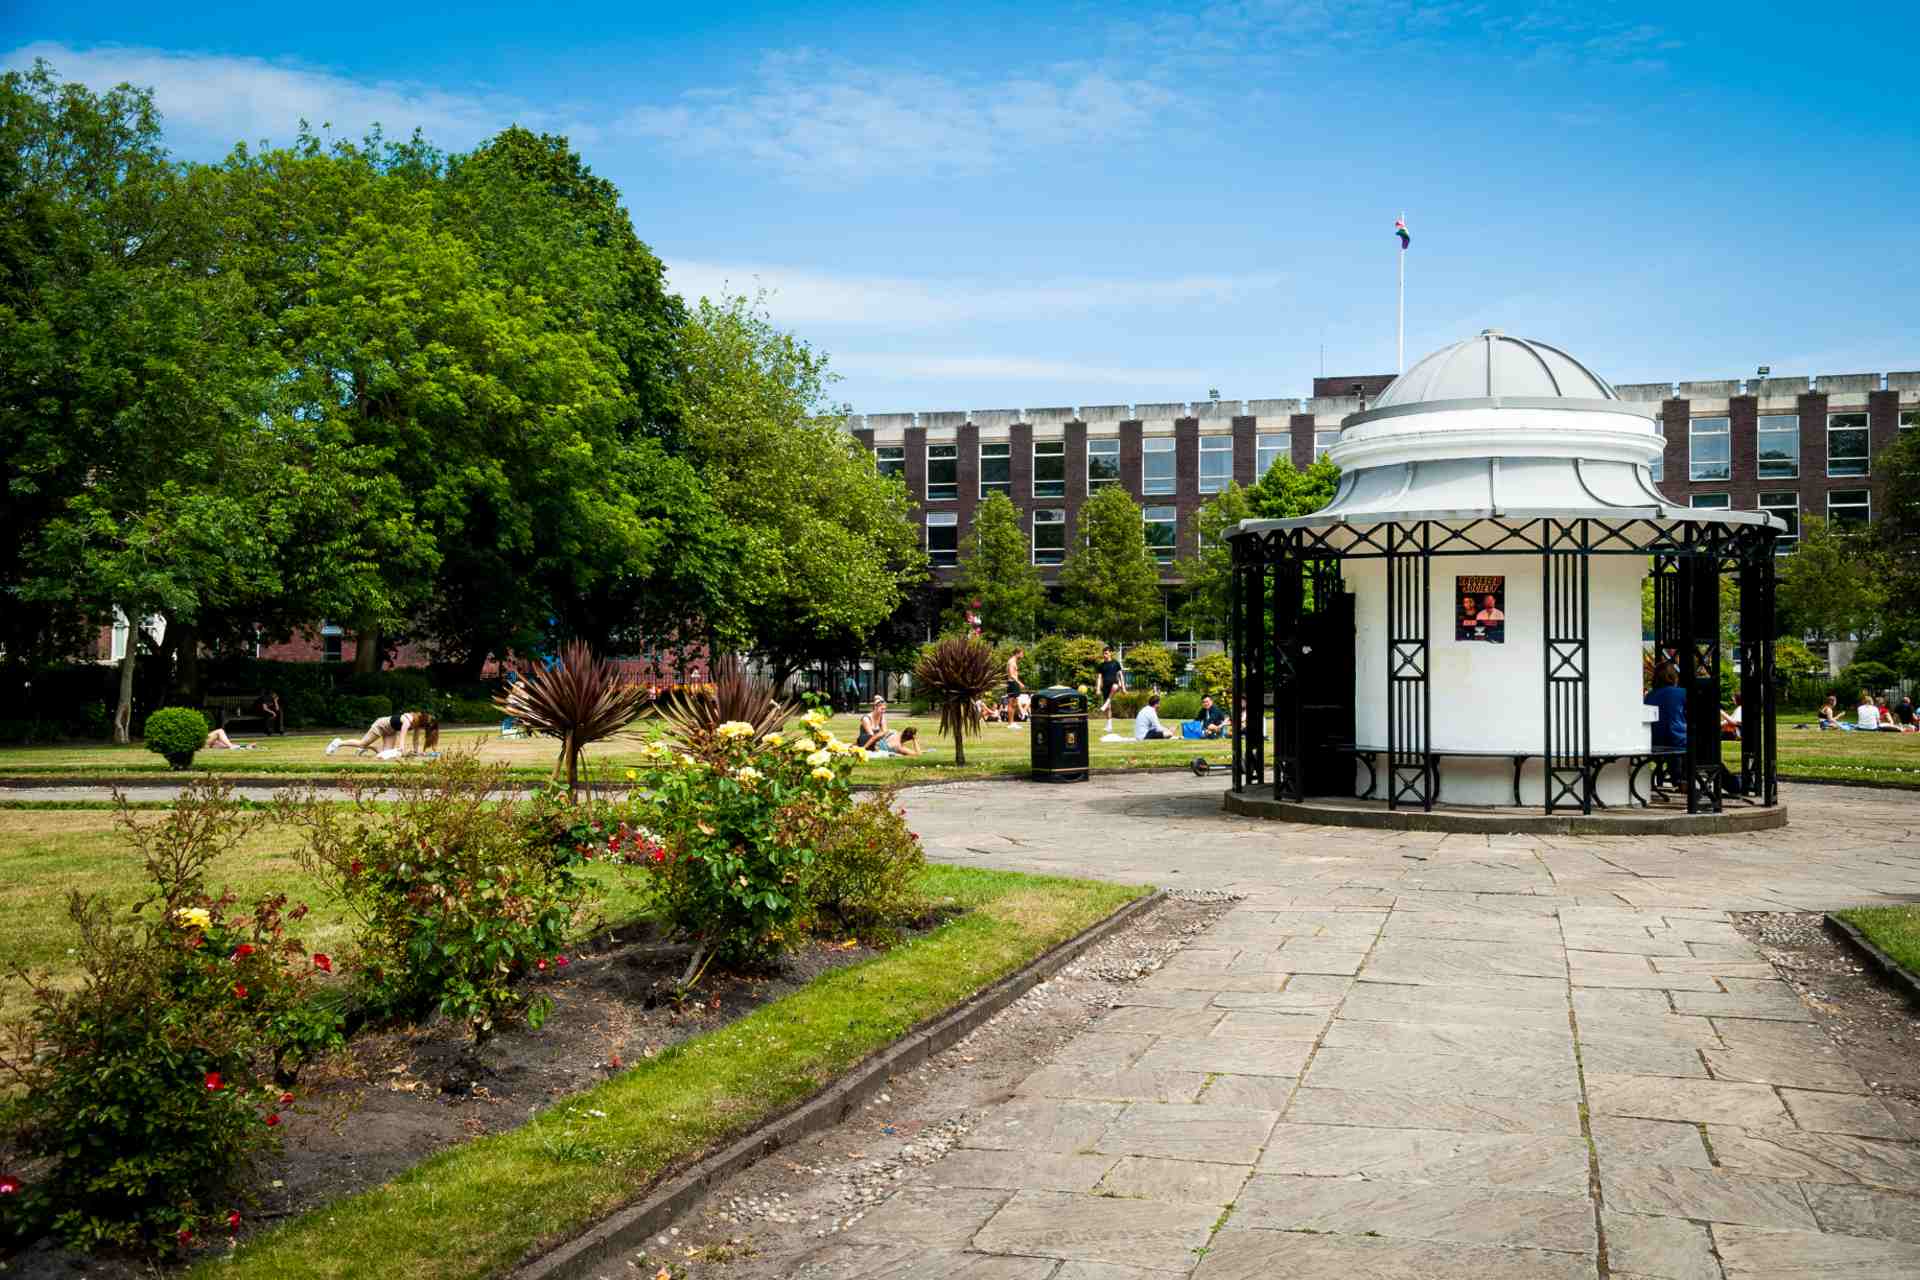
<box><xmin>1223</xmin><ymin>789</ymin><xmax>1788</xmax><ymax>836</ymax></box>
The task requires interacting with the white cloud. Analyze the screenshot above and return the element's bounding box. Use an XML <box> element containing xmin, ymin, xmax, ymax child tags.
<box><xmin>667</xmin><ymin>260</ymin><xmax>1289</xmax><ymax>330</ymax></box>
<box><xmin>2</xmin><ymin>41</ymin><xmax>569</xmax><ymax>155</ymax></box>
<box><xmin>620</xmin><ymin>50</ymin><xmax>1176</xmax><ymax>180</ymax></box>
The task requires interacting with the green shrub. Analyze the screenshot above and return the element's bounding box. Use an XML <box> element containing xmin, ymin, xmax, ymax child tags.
<box><xmin>1123</xmin><ymin>643</ymin><xmax>1181</xmax><ymax>691</ymax></box>
<box><xmin>143</xmin><ymin>707</ymin><xmax>208</xmax><ymax>769</ymax></box>
<box><xmin>337</xmin><ymin>694</ymin><xmax>394</xmax><ymax>726</ymax></box>
<box><xmin>281</xmin><ymin>757</ymin><xmax>594</xmax><ymax>1040</ymax></box>
<box><xmin>622</xmin><ymin>710</ymin><xmax>860</xmax><ymax>981</ymax></box>
<box><xmin>1109</xmin><ymin>690</ymin><xmax>1151</xmax><ymax>720</ymax></box>
<box><xmin>1192</xmin><ymin>651</ymin><xmax>1232</xmax><ymax>699</ymax></box>
<box><xmin>1158</xmin><ymin>691</ymin><xmax>1203</xmax><ymax>721</ymax></box>
<box><xmin>806</xmin><ymin>787</ymin><xmax>927</xmax><ymax>943</ymax></box>
<box><xmin>443</xmin><ymin>696</ymin><xmax>500</xmax><ymax>723</ymax></box>
<box><xmin>343</xmin><ymin>669</ymin><xmax>433</xmax><ymax>709</ymax></box>
<box><xmin>1837</xmin><ymin>660</ymin><xmax>1898</xmax><ymax>699</ymax></box>
<box><xmin>0</xmin><ymin>781</ymin><xmax>335</xmax><ymax>1253</ymax></box>
<box><xmin>1029</xmin><ymin>634</ymin><xmax>1108</xmax><ymax>690</ymax></box>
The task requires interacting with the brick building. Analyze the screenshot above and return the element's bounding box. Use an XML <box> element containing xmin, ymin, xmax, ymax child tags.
<box><xmin>851</xmin><ymin>367</ymin><xmax>1917</xmax><ymax>647</ymax></box>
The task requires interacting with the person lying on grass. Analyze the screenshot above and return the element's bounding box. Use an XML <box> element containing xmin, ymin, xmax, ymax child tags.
<box><xmin>203</xmin><ymin>727</ymin><xmax>259</xmax><ymax>750</ymax></box>
<box><xmin>867</xmin><ymin>726</ymin><xmax>924</xmax><ymax>757</ymax></box>
<box><xmin>327</xmin><ymin>710</ymin><xmax>442</xmax><ymax>757</ymax></box>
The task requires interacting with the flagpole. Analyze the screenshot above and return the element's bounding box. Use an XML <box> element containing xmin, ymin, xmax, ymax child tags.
<box><xmin>1397</xmin><ymin>210</ymin><xmax>1405</xmax><ymax>374</ymax></box>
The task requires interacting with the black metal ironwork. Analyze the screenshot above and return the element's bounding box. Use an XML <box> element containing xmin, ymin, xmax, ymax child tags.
<box><xmin>1227</xmin><ymin>513</ymin><xmax>1779</xmax><ymax>816</ymax></box>
<box><xmin>1384</xmin><ymin>523</ymin><xmax>1432</xmax><ymax>810</ymax></box>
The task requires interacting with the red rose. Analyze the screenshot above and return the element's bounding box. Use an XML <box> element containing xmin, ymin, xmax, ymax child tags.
<box><xmin>264</xmin><ymin>1113</ymin><xmax>280</xmax><ymax>1127</ymax></box>
<box><xmin>536</xmin><ymin>959</ymin><xmax>547</xmax><ymax>971</ymax></box>
<box><xmin>312</xmin><ymin>954</ymin><xmax>332</xmax><ymax>973</ymax></box>
<box><xmin>205</xmin><ymin>1072</ymin><xmax>225</xmax><ymax>1091</ymax></box>
<box><xmin>349</xmin><ymin>860</ymin><xmax>363</xmax><ymax>877</ymax></box>
<box><xmin>233</xmin><ymin>984</ymin><xmax>248</xmax><ymax>999</ymax></box>
<box><xmin>178</xmin><ymin>1227</ymin><xmax>193</xmax><ymax>1245</ymax></box>
<box><xmin>0</xmin><ymin>1173</ymin><xmax>20</xmax><ymax>1195</ymax></box>
<box><xmin>233</xmin><ymin>943</ymin><xmax>254</xmax><ymax>959</ymax></box>
<box><xmin>227</xmin><ymin>1210</ymin><xmax>242</xmax><ymax>1230</ymax></box>
<box><xmin>555</xmin><ymin>954</ymin><xmax>569</xmax><ymax>967</ymax></box>
<box><xmin>278</xmin><ymin>1091</ymin><xmax>294</xmax><ymax>1106</ymax></box>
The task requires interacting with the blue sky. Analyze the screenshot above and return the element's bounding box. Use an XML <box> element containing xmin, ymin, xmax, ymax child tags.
<box><xmin>5</xmin><ymin>2</ymin><xmax>1914</xmax><ymax>413</ymax></box>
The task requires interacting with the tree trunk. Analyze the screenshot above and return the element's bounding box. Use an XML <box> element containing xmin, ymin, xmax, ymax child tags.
<box><xmin>353</xmin><ymin>621</ymin><xmax>383</xmax><ymax>675</ymax></box>
<box><xmin>953</xmin><ymin>709</ymin><xmax>966</xmax><ymax>766</ymax></box>
<box><xmin>113</xmin><ymin>643</ymin><xmax>136</xmax><ymax>744</ymax></box>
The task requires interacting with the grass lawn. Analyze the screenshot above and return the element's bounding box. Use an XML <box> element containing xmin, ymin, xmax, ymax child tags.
<box><xmin>0</xmin><ymin>711</ymin><xmax>1230</xmax><ymax>786</ymax></box>
<box><xmin>1833</xmin><ymin>906</ymin><xmax>1920</xmax><ymax>976</ymax></box>
<box><xmin>189</xmin><ymin>863</ymin><xmax>1141</xmax><ymax>1280</ymax></box>
<box><xmin>0</xmin><ymin>809</ymin><xmax>655</xmax><ymax>1016</ymax></box>
<box><xmin>1728</xmin><ymin>716</ymin><xmax>1920</xmax><ymax>788</ymax></box>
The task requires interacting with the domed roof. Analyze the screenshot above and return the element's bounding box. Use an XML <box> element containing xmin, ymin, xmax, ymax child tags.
<box><xmin>1373</xmin><ymin>329</ymin><xmax>1617</xmax><ymax>408</ymax></box>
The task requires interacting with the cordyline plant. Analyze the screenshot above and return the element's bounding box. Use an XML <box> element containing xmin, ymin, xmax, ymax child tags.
<box><xmin>660</xmin><ymin>654</ymin><xmax>794</xmax><ymax>760</ymax></box>
<box><xmin>494</xmin><ymin>641</ymin><xmax>648</xmax><ymax>800</ymax></box>
<box><xmin>914</xmin><ymin>634</ymin><xmax>998</xmax><ymax>765</ymax></box>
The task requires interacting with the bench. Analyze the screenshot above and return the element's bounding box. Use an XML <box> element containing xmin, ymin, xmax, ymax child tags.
<box><xmin>1348</xmin><ymin>746</ymin><xmax>1689</xmax><ymax>809</ymax></box>
<box><xmin>204</xmin><ymin>694</ymin><xmax>272</xmax><ymax>734</ymax></box>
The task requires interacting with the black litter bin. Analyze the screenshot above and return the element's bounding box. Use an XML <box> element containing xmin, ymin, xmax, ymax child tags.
<box><xmin>1029</xmin><ymin>686</ymin><xmax>1090</xmax><ymax>783</ymax></box>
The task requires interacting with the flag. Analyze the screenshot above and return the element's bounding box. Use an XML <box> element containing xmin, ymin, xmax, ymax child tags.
<box><xmin>1394</xmin><ymin>217</ymin><xmax>1410</xmax><ymax>249</ymax></box>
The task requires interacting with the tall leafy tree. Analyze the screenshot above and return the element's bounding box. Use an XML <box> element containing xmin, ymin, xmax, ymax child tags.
<box><xmin>947</xmin><ymin>493</ymin><xmax>1045</xmax><ymax>640</ymax></box>
<box><xmin>671</xmin><ymin>293</ymin><xmax>927</xmax><ymax>685</ymax></box>
<box><xmin>1777</xmin><ymin>516</ymin><xmax>1884</xmax><ymax>641</ymax></box>
<box><xmin>1054</xmin><ymin>486</ymin><xmax>1163</xmax><ymax>644</ymax></box>
<box><xmin>1172</xmin><ymin>456</ymin><xmax>1341</xmax><ymax>643</ymax></box>
<box><xmin>1863</xmin><ymin>430</ymin><xmax>1920</xmax><ymax>637</ymax></box>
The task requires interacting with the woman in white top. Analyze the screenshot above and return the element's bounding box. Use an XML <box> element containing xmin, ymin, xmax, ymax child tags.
<box><xmin>328</xmin><ymin>710</ymin><xmax>442</xmax><ymax>756</ymax></box>
<box><xmin>1854</xmin><ymin>692</ymin><xmax>1881</xmax><ymax>732</ymax></box>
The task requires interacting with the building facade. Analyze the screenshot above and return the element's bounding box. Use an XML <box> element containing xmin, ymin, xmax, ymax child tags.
<box><xmin>852</xmin><ymin>368</ymin><xmax>1918</xmax><ymax>605</ymax></box>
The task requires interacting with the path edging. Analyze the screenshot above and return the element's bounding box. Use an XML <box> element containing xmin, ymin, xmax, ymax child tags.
<box><xmin>510</xmin><ymin>888</ymin><xmax>1168</xmax><ymax>1280</ymax></box>
<box><xmin>1823</xmin><ymin>912</ymin><xmax>1920</xmax><ymax>1011</ymax></box>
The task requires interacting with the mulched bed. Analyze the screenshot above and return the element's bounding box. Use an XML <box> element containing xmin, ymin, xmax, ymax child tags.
<box><xmin>1</xmin><ymin>920</ymin><xmax>905</xmax><ymax>1278</ymax></box>
<box><xmin>1732</xmin><ymin>911</ymin><xmax>1920</xmax><ymax>1133</ymax></box>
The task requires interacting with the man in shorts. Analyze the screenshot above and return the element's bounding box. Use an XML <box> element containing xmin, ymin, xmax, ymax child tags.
<box><xmin>1004</xmin><ymin>647</ymin><xmax>1025</xmax><ymax>728</ymax></box>
<box><xmin>1097</xmin><ymin>646</ymin><xmax>1126</xmax><ymax>731</ymax></box>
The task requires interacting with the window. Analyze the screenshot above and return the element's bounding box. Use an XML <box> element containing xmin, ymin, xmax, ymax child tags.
<box><xmin>1032</xmin><ymin>508</ymin><xmax>1066</xmax><ymax>565</ymax></box>
<box><xmin>1648</xmin><ymin>420</ymin><xmax>1665</xmax><ymax>482</ymax></box>
<box><xmin>321</xmin><ymin>620</ymin><xmax>344</xmax><ymax>663</ymax></box>
<box><xmin>1759</xmin><ymin>492</ymin><xmax>1799</xmax><ymax>551</ymax></box>
<box><xmin>1199</xmin><ymin>435</ymin><xmax>1232</xmax><ymax>493</ymax></box>
<box><xmin>925</xmin><ymin>511</ymin><xmax>958</xmax><ymax>565</ymax></box>
<box><xmin>1142</xmin><ymin>437</ymin><xmax>1175</xmax><ymax>495</ymax></box>
<box><xmin>875</xmin><ymin>446</ymin><xmax>905</xmax><ymax>481</ymax></box>
<box><xmin>1827</xmin><ymin>413</ymin><xmax>1870</xmax><ymax>477</ymax></box>
<box><xmin>1689</xmin><ymin>493</ymin><xmax>1730</xmax><ymax>510</ymax></box>
<box><xmin>1902</xmin><ymin>409</ymin><xmax>1918</xmax><ymax>432</ymax></box>
<box><xmin>926</xmin><ymin>443</ymin><xmax>958</xmax><ymax>500</ymax></box>
<box><xmin>1756</xmin><ymin>414</ymin><xmax>1798</xmax><ymax>480</ymax></box>
<box><xmin>979</xmin><ymin>441</ymin><xmax>1010</xmax><ymax>498</ymax></box>
<box><xmin>1827</xmin><ymin>488</ymin><xmax>1870</xmax><ymax>528</ymax></box>
<box><xmin>1689</xmin><ymin>416</ymin><xmax>1731</xmax><ymax>481</ymax></box>
<box><xmin>1256</xmin><ymin>432</ymin><xmax>1290</xmax><ymax>478</ymax></box>
<box><xmin>1033</xmin><ymin>439</ymin><xmax>1066</xmax><ymax>498</ymax></box>
<box><xmin>1087</xmin><ymin>438</ymin><xmax>1120</xmax><ymax>488</ymax></box>
<box><xmin>1143</xmin><ymin>504</ymin><xmax>1177</xmax><ymax>562</ymax></box>
<box><xmin>1313</xmin><ymin>430</ymin><xmax>1339</xmax><ymax>461</ymax></box>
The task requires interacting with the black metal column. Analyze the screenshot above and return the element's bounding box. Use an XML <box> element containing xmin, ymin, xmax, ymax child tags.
<box><xmin>1271</xmin><ymin>550</ymin><xmax>1305</xmax><ymax>801</ymax></box>
<box><xmin>1542</xmin><ymin>521</ymin><xmax>1593</xmax><ymax>813</ymax></box>
<box><xmin>1738</xmin><ymin>537</ymin><xmax>1779</xmax><ymax>804</ymax></box>
<box><xmin>1385</xmin><ymin>522</ymin><xmax>1432</xmax><ymax>810</ymax></box>
<box><xmin>1229</xmin><ymin>540</ymin><xmax>1243</xmax><ymax>794</ymax></box>
<box><xmin>1677</xmin><ymin>545</ymin><xmax>1723</xmax><ymax>814</ymax></box>
<box><xmin>1246</xmin><ymin>555</ymin><xmax>1266</xmax><ymax>789</ymax></box>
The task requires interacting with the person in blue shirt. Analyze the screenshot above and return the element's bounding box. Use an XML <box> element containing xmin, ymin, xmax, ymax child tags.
<box><xmin>1644</xmin><ymin>665</ymin><xmax>1689</xmax><ymax>750</ymax></box>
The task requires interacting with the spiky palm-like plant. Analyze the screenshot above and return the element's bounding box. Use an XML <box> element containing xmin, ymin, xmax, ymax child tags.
<box><xmin>660</xmin><ymin>655</ymin><xmax>793</xmax><ymax>761</ymax></box>
<box><xmin>913</xmin><ymin>634</ymin><xmax>999</xmax><ymax>765</ymax></box>
<box><xmin>494</xmin><ymin>641</ymin><xmax>648</xmax><ymax>800</ymax></box>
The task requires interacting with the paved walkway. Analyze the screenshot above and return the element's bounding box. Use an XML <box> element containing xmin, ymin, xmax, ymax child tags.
<box><xmin>787</xmin><ymin>777</ymin><xmax>1920</xmax><ymax>1279</ymax></box>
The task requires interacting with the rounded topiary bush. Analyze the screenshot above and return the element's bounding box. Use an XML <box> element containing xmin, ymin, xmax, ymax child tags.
<box><xmin>142</xmin><ymin>707</ymin><xmax>208</xmax><ymax>770</ymax></box>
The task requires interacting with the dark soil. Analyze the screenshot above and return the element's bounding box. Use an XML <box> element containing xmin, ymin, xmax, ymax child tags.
<box><xmin>0</xmin><ymin>925</ymin><xmax>895</xmax><ymax>1279</ymax></box>
<box><xmin>1732</xmin><ymin>911</ymin><xmax>1920</xmax><ymax>1136</ymax></box>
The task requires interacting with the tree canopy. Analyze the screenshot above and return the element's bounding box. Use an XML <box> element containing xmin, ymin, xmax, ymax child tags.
<box><xmin>948</xmin><ymin>493</ymin><xmax>1045</xmax><ymax>640</ymax></box>
<box><xmin>1054</xmin><ymin>486</ymin><xmax>1164</xmax><ymax>644</ymax></box>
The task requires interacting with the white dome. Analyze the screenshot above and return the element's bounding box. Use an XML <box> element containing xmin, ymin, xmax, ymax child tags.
<box><xmin>1374</xmin><ymin>329</ymin><xmax>1616</xmax><ymax>408</ymax></box>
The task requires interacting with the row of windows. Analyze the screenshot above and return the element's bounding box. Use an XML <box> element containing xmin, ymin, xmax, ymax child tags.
<box><xmin>1686</xmin><ymin>488</ymin><xmax>1871</xmax><ymax>547</ymax></box>
<box><xmin>1654</xmin><ymin>410</ymin><xmax>1916</xmax><ymax>484</ymax></box>
<box><xmin>878</xmin><ymin>433</ymin><xmax>1339</xmax><ymax>501</ymax></box>
<box><xmin>924</xmin><ymin>504</ymin><xmax>1186</xmax><ymax>568</ymax></box>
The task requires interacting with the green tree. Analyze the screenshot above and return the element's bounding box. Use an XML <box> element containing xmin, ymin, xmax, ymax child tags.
<box><xmin>946</xmin><ymin>493</ymin><xmax>1045</xmax><ymax>640</ymax></box>
<box><xmin>1055</xmin><ymin>486</ymin><xmax>1163</xmax><ymax>644</ymax></box>
<box><xmin>671</xmin><ymin>294</ymin><xmax>927</xmax><ymax>685</ymax></box>
<box><xmin>1863</xmin><ymin>430</ymin><xmax>1920</xmax><ymax>637</ymax></box>
<box><xmin>1249</xmin><ymin>454</ymin><xmax>1341</xmax><ymax>521</ymax></box>
<box><xmin>1777</xmin><ymin>517</ymin><xmax>1884</xmax><ymax>641</ymax></box>
<box><xmin>1171</xmin><ymin>483</ymin><xmax>1254</xmax><ymax>643</ymax></box>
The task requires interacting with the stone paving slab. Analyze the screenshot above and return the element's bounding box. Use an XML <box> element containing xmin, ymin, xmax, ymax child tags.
<box><xmin>791</xmin><ymin>774</ymin><xmax>1920</xmax><ymax>1280</ymax></box>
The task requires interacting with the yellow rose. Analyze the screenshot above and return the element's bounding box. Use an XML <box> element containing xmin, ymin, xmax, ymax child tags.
<box><xmin>802</xmin><ymin>708</ymin><xmax>828</xmax><ymax>726</ymax></box>
<box><xmin>717</xmin><ymin>721</ymin><xmax>754</xmax><ymax>739</ymax></box>
<box><xmin>853</xmin><ymin>746</ymin><xmax>870</xmax><ymax>761</ymax></box>
<box><xmin>810</xmin><ymin>766</ymin><xmax>835</xmax><ymax>781</ymax></box>
<box><xmin>175</xmin><ymin>906</ymin><xmax>212</xmax><ymax>930</ymax></box>
<box><xmin>764</xmin><ymin>733</ymin><xmax>783</xmax><ymax>746</ymax></box>
<box><xmin>625</xmin><ymin>768</ymin><xmax>638</xmax><ymax>781</ymax></box>
<box><xmin>735</xmin><ymin>766</ymin><xmax>763</xmax><ymax>785</ymax></box>
<box><xmin>806</xmin><ymin>749</ymin><xmax>832</xmax><ymax>767</ymax></box>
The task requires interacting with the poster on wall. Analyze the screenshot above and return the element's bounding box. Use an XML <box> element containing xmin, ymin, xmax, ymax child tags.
<box><xmin>1456</xmin><ymin>575</ymin><xmax>1506</xmax><ymax>644</ymax></box>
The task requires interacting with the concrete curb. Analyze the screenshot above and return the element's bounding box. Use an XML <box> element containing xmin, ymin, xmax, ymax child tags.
<box><xmin>1779</xmin><ymin>773</ymin><xmax>1920</xmax><ymax>792</ymax></box>
<box><xmin>510</xmin><ymin>888</ymin><xmax>1169</xmax><ymax>1280</ymax></box>
<box><xmin>1823</xmin><ymin>913</ymin><xmax>1920</xmax><ymax>1012</ymax></box>
<box><xmin>1222</xmin><ymin>789</ymin><xmax>1790</xmax><ymax>835</ymax></box>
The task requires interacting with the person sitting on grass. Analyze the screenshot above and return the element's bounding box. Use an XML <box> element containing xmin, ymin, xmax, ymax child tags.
<box><xmin>204</xmin><ymin>726</ymin><xmax>259</xmax><ymax>751</ymax></box>
<box><xmin>1198</xmin><ymin>695</ymin><xmax>1230</xmax><ymax>738</ymax></box>
<box><xmin>1134</xmin><ymin>694</ymin><xmax>1175</xmax><ymax>741</ymax></box>
<box><xmin>869</xmin><ymin>726</ymin><xmax>923</xmax><ymax>757</ymax></box>
<box><xmin>327</xmin><ymin>710</ymin><xmax>441</xmax><ymax>757</ymax></box>
<box><xmin>1849</xmin><ymin>691</ymin><xmax>1881</xmax><ymax>732</ymax></box>
<box><xmin>856</xmin><ymin>696</ymin><xmax>888</xmax><ymax>749</ymax></box>
<box><xmin>1897</xmin><ymin>692</ymin><xmax>1917</xmax><ymax>729</ymax></box>
<box><xmin>1720</xmin><ymin>692</ymin><xmax>1742</xmax><ymax>741</ymax></box>
<box><xmin>1817</xmin><ymin>695</ymin><xmax>1842</xmax><ymax>730</ymax></box>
